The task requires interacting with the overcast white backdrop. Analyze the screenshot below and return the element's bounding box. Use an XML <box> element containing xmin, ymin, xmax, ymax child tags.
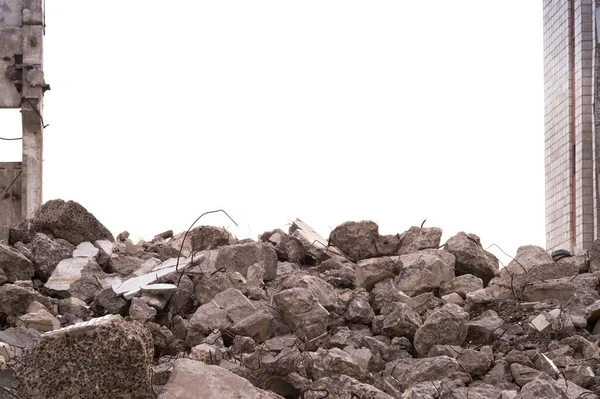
<box><xmin>0</xmin><ymin>1</ymin><xmax>544</xmax><ymax>265</ymax></box>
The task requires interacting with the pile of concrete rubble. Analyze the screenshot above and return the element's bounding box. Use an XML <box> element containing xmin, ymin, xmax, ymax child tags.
<box><xmin>0</xmin><ymin>200</ymin><xmax>600</xmax><ymax>398</ymax></box>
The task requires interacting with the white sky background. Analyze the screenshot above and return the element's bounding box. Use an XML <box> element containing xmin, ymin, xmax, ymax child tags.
<box><xmin>0</xmin><ymin>1</ymin><xmax>545</xmax><ymax>265</ymax></box>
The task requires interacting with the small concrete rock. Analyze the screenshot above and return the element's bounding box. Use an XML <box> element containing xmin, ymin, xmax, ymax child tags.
<box><xmin>158</xmin><ymin>358</ymin><xmax>281</xmax><ymax>399</ymax></box>
<box><xmin>445</xmin><ymin>232</ymin><xmax>499</xmax><ymax>285</ymax></box>
<box><xmin>397</xmin><ymin>226</ymin><xmax>443</xmax><ymax>254</ymax></box>
<box><xmin>0</xmin><ymin>242</ymin><xmax>34</xmax><ymax>282</ymax></box>
<box><xmin>413</xmin><ymin>304</ymin><xmax>469</xmax><ymax>357</ymax></box>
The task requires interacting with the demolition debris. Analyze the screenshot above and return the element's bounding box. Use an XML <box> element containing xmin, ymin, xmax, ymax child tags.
<box><xmin>0</xmin><ymin>199</ymin><xmax>598</xmax><ymax>398</ymax></box>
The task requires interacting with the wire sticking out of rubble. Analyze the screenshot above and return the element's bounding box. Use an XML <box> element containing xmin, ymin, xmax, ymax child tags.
<box><xmin>175</xmin><ymin>209</ymin><xmax>238</xmax><ymax>272</ymax></box>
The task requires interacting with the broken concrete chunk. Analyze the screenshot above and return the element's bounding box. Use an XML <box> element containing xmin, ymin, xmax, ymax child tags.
<box><xmin>445</xmin><ymin>232</ymin><xmax>499</xmax><ymax>285</ymax></box>
<box><xmin>31</xmin><ymin>233</ymin><xmax>74</xmax><ymax>281</ymax></box>
<box><xmin>382</xmin><ymin>356</ymin><xmax>468</xmax><ymax>391</ymax></box>
<box><xmin>381</xmin><ymin>302</ymin><xmax>422</xmax><ymax>339</ymax></box>
<box><xmin>466</xmin><ymin>310</ymin><xmax>505</xmax><ymax>344</ymax></box>
<box><xmin>0</xmin><ymin>242</ymin><xmax>34</xmax><ymax>282</ymax></box>
<box><xmin>72</xmin><ymin>242</ymin><xmax>99</xmax><ymax>259</ymax></box>
<box><xmin>273</xmin><ymin>287</ymin><xmax>329</xmax><ymax>342</ymax></box>
<box><xmin>14</xmin><ymin>301</ymin><xmax>59</xmax><ymax>333</ymax></box>
<box><xmin>158</xmin><ymin>358</ymin><xmax>280</xmax><ymax>399</ymax></box>
<box><xmin>395</xmin><ymin>251</ymin><xmax>455</xmax><ymax>296</ymax></box>
<box><xmin>44</xmin><ymin>257</ymin><xmax>105</xmax><ymax>301</ymax></box>
<box><xmin>329</xmin><ymin>220</ymin><xmax>397</xmax><ymax>261</ymax></box>
<box><xmin>309</xmin><ymin>347</ymin><xmax>369</xmax><ymax>382</ymax></box>
<box><xmin>188</xmin><ymin>288</ymin><xmax>256</xmax><ymax>339</ymax></box>
<box><xmin>309</xmin><ymin>374</ymin><xmax>392</xmax><ymax>399</ymax></box>
<box><xmin>16</xmin><ymin>315</ymin><xmax>153</xmax><ymax>399</ymax></box>
<box><xmin>515</xmin><ymin>378</ymin><xmax>565</xmax><ymax>399</ymax></box>
<box><xmin>0</xmin><ymin>283</ymin><xmax>56</xmax><ymax>318</ymax></box>
<box><xmin>439</xmin><ymin>273</ymin><xmax>484</xmax><ymax>298</ymax></box>
<box><xmin>344</xmin><ymin>290</ymin><xmax>375</xmax><ymax>324</ymax></box>
<box><xmin>289</xmin><ymin>218</ymin><xmax>344</xmax><ymax>261</ymax></box>
<box><xmin>31</xmin><ymin>199</ymin><xmax>115</xmax><ymax>245</ymax></box>
<box><xmin>355</xmin><ymin>256</ymin><xmax>400</xmax><ymax>291</ymax></box>
<box><xmin>107</xmin><ymin>253</ymin><xmax>144</xmax><ymax>276</ymax></box>
<box><xmin>277</xmin><ymin>274</ymin><xmax>338</xmax><ymax>311</ymax></box>
<box><xmin>510</xmin><ymin>363</ymin><xmax>546</xmax><ymax>387</ymax></box>
<box><xmin>199</xmin><ymin>242</ymin><xmax>278</xmax><ymax>281</ymax></box>
<box><xmin>397</xmin><ymin>226</ymin><xmax>443</xmax><ymax>254</ymax></box>
<box><xmin>413</xmin><ymin>304</ymin><xmax>469</xmax><ymax>357</ymax></box>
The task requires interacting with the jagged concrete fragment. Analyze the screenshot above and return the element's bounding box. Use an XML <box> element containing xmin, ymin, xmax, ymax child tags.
<box><xmin>380</xmin><ymin>302</ymin><xmax>422</xmax><ymax>339</ymax></box>
<box><xmin>413</xmin><ymin>304</ymin><xmax>469</xmax><ymax>357</ymax></box>
<box><xmin>309</xmin><ymin>374</ymin><xmax>392</xmax><ymax>399</ymax></box>
<box><xmin>0</xmin><ymin>242</ymin><xmax>34</xmax><ymax>282</ymax></box>
<box><xmin>397</xmin><ymin>226</ymin><xmax>443</xmax><ymax>254</ymax></box>
<box><xmin>382</xmin><ymin>356</ymin><xmax>468</xmax><ymax>391</ymax></box>
<box><xmin>112</xmin><ymin>256</ymin><xmax>193</xmax><ymax>298</ymax></box>
<box><xmin>273</xmin><ymin>287</ymin><xmax>329</xmax><ymax>341</ymax></box>
<box><xmin>15</xmin><ymin>301</ymin><xmax>59</xmax><ymax>332</ymax></box>
<box><xmin>158</xmin><ymin>359</ymin><xmax>281</xmax><ymax>399</ymax></box>
<box><xmin>440</xmin><ymin>274</ymin><xmax>484</xmax><ymax>298</ymax></box>
<box><xmin>199</xmin><ymin>242</ymin><xmax>278</xmax><ymax>280</ymax></box>
<box><xmin>30</xmin><ymin>233</ymin><xmax>74</xmax><ymax>281</ymax></box>
<box><xmin>309</xmin><ymin>348</ymin><xmax>370</xmax><ymax>382</ymax></box>
<box><xmin>515</xmin><ymin>378</ymin><xmax>563</xmax><ymax>399</ymax></box>
<box><xmin>466</xmin><ymin>310</ymin><xmax>505</xmax><ymax>344</ymax></box>
<box><xmin>395</xmin><ymin>251</ymin><xmax>454</xmax><ymax>296</ymax></box>
<box><xmin>344</xmin><ymin>290</ymin><xmax>375</xmax><ymax>324</ymax></box>
<box><xmin>445</xmin><ymin>232</ymin><xmax>499</xmax><ymax>285</ymax></box>
<box><xmin>355</xmin><ymin>256</ymin><xmax>400</xmax><ymax>291</ymax></box>
<box><xmin>369</xmin><ymin>278</ymin><xmax>409</xmax><ymax>313</ymax></box>
<box><xmin>318</xmin><ymin>255</ymin><xmax>356</xmax><ymax>288</ymax></box>
<box><xmin>107</xmin><ymin>253</ymin><xmax>144</xmax><ymax>276</ymax></box>
<box><xmin>44</xmin><ymin>257</ymin><xmax>105</xmax><ymax>301</ymax></box>
<box><xmin>289</xmin><ymin>219</ymin><xmax>344</xmax><ymax>260</ymax></box>
<box><xmin>72</xmin><ymin>242</ymin><xmax>99</xmax><ymax>259</ymax></box>
<box><xmin>31</xmin><ymin>199</ymin><xmax>115</xmax><ymax>245</ymax></box>
<box><xmin>277</xmin><ymin>274</ymin><xmax>338</xmax><ymax>311</ymax></box>
<box><xmin>16</xmin><ymin>315</ymin><xmax>153</xmax><ymax>399</ymax></box>
<box><xmin>329</xmin><ymin>220</ymin><xmax>398</xmax><ymax>261</ymax></box>
<box><xmin>0</xmin><ymin>284</ymin><xmax>56</xmax><ymax>318</ymax></box>
<box><xmin>94</xmin><ymin>239</ymin><xmax>113</xmax><ymax>266</ymax></box>
<box><xmin>521</xmin><ymin>274</ymin><xmax>599</xmax><ymax>302</ymax></box>
<box><xmin>188</xmin><ymin>288</ymin><xmax>256</xmax><ymax>336</ymax></box>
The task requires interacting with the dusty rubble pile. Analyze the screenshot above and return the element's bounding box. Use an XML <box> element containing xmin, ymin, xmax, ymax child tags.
<box><xmin>0</xmin><ymin>200</ymin><xmax>600</xmax><ymax>398</ymax></box>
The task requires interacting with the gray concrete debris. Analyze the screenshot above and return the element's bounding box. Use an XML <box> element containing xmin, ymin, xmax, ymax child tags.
<box><xmin>395</xmin><ymin>251</ymin><xmax>455</xmax><ymax>296</ymax></box>
<box><xmin>16</xmin><ymin>315</ymin><xmax>153</xmax><ymax>399</ymax></box>
<box><xmin>158</xmin><ymin>358</ymin><xmax>282</xmax><ymax>399</ymax></box>
<box><xmin>413</xmin><ymin>304</ymin><xmax>469</xmax><ymax>357</ymax></box>
<box><xmin>72</xmin><ymin>242</ymin><xmax>99</xmax><ymax>259</ymax></box>
<box><xmin>289</xmin><ymin>218</ymin><xmax>345</xmax><ymax>260</ymax></box>
<box><xmin>329</xmin><ymin>220</ymin><xmax>399</xmax><ymax>261</ymax></box>
<box><xmin>30</xmin><ymin>199</ymin><xmax>115</xmax><ymax>245</ymax></box>
<box><xmin>445</xmin><ymin>232</ymin><xmax>499</xmax><ymax>285</ymax></box>
<box><xmin>397</xmin><ymin>226</ymin><xmax>443</xmax><ymax>254</ymax></box>
<box><xmin>3</xmin><ymin>210</ymin><xmax>600</xmax><ymax>398</ymax></box>
<box><xmin>30</xmin><ymin>233</ymin><xmax>74</xmax><ymax>281</ymax></box>
<box><xmin>273</xmin><ymin>287</ymin><xmax>329</xmax><ymax>342</ymax></box>
<box><xmin>44</xmin><ymin>257</ymin><xmax>106</xmax><ymax>301</ymax></box>
<box><xmin>0</xmin><ymin>242</ymin><xmax>34</xmax><ymax>282</ymax></box>
<box><xmin>355</xmin><ymin>256</ymin><xmax>401</xmax><ymax>291</ymax></box>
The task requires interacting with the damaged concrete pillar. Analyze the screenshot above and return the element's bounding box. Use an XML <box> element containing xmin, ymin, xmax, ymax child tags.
<box><xmin>0</xmin><ymin>0</ymin><xmax>47</xmax><ymax>235</ymax></box>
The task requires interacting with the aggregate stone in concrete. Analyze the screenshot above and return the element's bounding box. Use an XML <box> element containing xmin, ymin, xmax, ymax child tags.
<box><xmin>16</xmin><ymin>314</ymin><xmax>153</xmax><ymax>399</ymax></box>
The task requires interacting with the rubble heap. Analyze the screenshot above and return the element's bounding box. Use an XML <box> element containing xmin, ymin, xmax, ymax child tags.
<box><xmin>0</xmin><ymin>200</ymin><xmax>599</xmax><ymax>398</ymax></box>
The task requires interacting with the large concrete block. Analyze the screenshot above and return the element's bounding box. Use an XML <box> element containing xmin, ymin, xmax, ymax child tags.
<box><xmin>16</xmin><ymin>315</ymin><xmax>153</xmax><ymax>399</ymax></box>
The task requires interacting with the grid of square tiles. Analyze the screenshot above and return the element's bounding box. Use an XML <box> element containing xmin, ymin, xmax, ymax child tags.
<box><xmin>574</xmin><ymin>0</ymin><xmax>595</xmax><ymax>250</ymax></box>
<box><xmin>544</xmin><ymin>0</ymin><xmax>574</xmax><ymax>250</ymax></box>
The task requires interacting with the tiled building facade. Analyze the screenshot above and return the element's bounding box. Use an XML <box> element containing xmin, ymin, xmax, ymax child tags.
<box><xmin>544</xmin><ymin>0</ymin><xmax>596</xmax><ymax>251</ymax></box>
